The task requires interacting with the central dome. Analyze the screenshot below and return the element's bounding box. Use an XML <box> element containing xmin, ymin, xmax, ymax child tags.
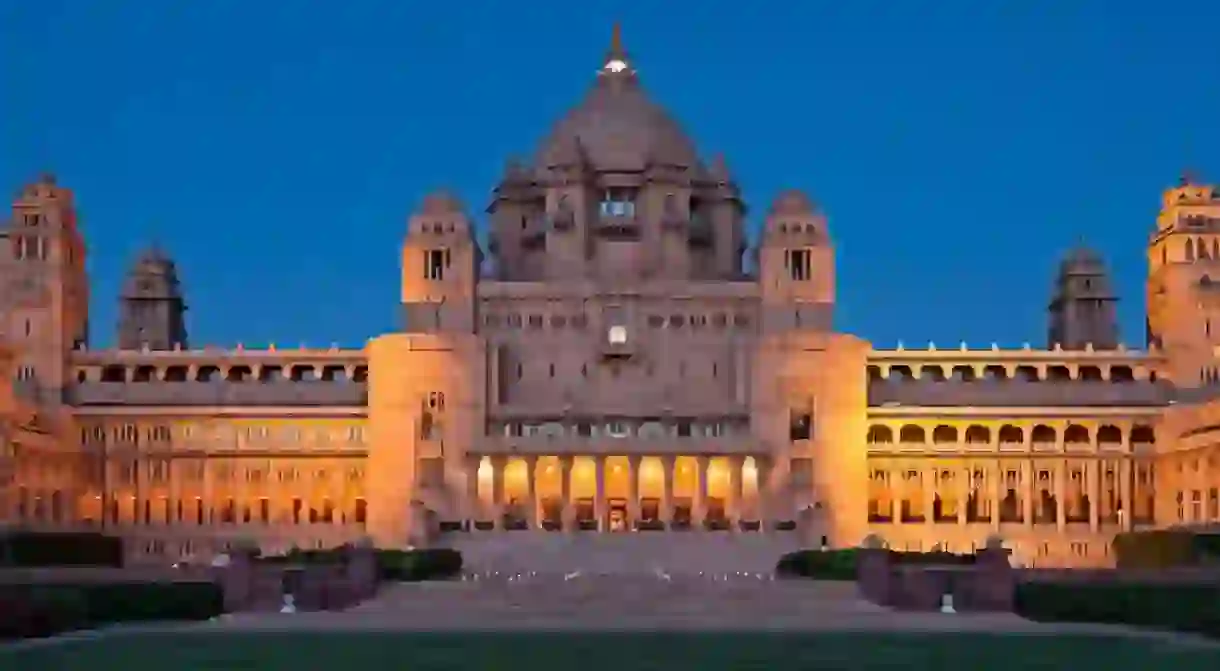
<box><xmin>535</xmin><ymin>27</ymin><xmax>701</xmax><ymax>172</ymax></box>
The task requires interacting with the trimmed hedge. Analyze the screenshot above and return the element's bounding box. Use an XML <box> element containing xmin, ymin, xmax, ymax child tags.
<box><xmin>0</xmin><ymin>580</ymin><xmax>224</xmax><ymax>641</ymax></box>
<box><xmin>1015</xmin><ymin>581</ymin><xmax>1220</xmax><ymax>639</ymax></box>
<box><xmin>888</xmin><ymin>550</ymin><xmax>976</xmax><ymax>566</ymax></box>
<box><xmin>775</xmin><ymin>549</ymin><xmax>858</xmax><ymax>580</ymax></box>
<box><xmin>378</xmin><ymin>548</ymin><xmax>463</xmax><ymax>581</ymax></box>
<box><xmin>775</xmin><ymin>548</ymin><xmax>979</xmax><ymax>580</ymax></box>
<box><xmin>0</xmin><ymin>531</ymin><xmax>124</xmax><ymax>568</ymax></box>
<box><xmin>257</xmin><ymin>547</ymin><xmax>464</xmax><ymax>582</ymax></box>
<box><xmin>1112</xmin><ymin>529</ymin><xmax>1220</xmax><ymax>569</ymax></box>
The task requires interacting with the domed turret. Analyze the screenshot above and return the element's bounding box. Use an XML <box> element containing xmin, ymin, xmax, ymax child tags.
<box><xmin>1048</xmin><ymin>245</ymin><xmax>1118</xmax><ymax>350</ymax></box>
<box><xmin>118</xmin><ymin>245</ymin><xmax>188</xmax><ymax>350</ymax></box>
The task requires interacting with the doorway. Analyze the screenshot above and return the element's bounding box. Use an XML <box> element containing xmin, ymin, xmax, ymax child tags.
<box><xmin>608</xmin><ymin>498</ymin><xmax>628</xmax><ymax>532</ymax></box>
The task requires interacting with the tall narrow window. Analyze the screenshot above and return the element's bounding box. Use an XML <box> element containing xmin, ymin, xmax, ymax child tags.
<box><xmin>423</xmin><ymin>249</ymin><xmax>446</xmax><ymax>280</ymax></box>
<box><xmin>786</xmin><ymin>249</ymin><xmax>812</xmax><ymax>281</ymax></box>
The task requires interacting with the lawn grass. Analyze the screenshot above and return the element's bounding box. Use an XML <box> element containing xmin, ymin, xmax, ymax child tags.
<box><xmin>4</xmin><ymin>631</ymin><xmax>1220</xmax><ymax>670</ymax></box>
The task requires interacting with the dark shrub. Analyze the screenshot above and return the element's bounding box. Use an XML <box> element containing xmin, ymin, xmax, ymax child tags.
<box><xmin>1015</xmin><ymin>581</ymin><xmax>1220</xmax><ymax>638</ymax></box>
<box><xmin>1112</xmin><ymin>529</ymin><xmax>1220</xmax><ymax>569</ymax></box>
<box><xmin>888</xmin><ymin>550</ymin><xmax>976</xmax><ymax>566</ymax></box>
<box><xmin>0</xmin><ymin>580</ymin><xmax>223</xmax><ymax>641</ymax></box>
<box><xmin>773</xmin><ymin>520</ymin><xmax>797</xmax><ymax>531</ymax></box>
<box><xmin>0</xmin><ymin>531</ymin><xmax>124</xmax><ymax>567</ymax></box>
<box><xmin>0</xmin><ymin>586</ymin><xmax>88</xmax><ymax>640</ymax></box>
<box><xmin>376</xmin><ymin>548</ymin><xmax>463</xmax><ymax>582</ymax></box>
<box><xmin>636</xmin><ymin>520</ymin><xmax>665</xmax><ymax>531</ymax></box>
<box><xmin>76</xmin><ymin>581</ymin><xmax>224</xmax><ymax>624</ymax></box>
<box><xmin>775</xmin><ymin>549</ymin><xmax>858</xmax><ymax>580</ymax></box>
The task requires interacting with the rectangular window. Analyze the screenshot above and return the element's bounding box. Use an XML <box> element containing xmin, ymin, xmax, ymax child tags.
<box><xmin>786</xmin><ymin>249</ymin><xmax>812</xmax><ymax>281</ymax></box>
<box><xmin>789</xmin><ymin>410</ymin><xmax>812</xmax><ymax>441</ymax></box>
<box><xmin>423</xmin><ymin>249</ymin><xmax>447</xmax><ymax>281</ymax></box>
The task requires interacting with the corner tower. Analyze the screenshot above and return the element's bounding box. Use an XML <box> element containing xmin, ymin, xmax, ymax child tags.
<box><xmin>757</xmin><ymin>190</ymin><xmax>835</xmax><ymax>333</ymax></box>
<box><xmin>1146</xmin><ymin>173</ymin><xmax>1220</xmax><ymax>384</ymax></box>
<box><xmin>400</xmin><ymin>192</ymin><xmax>480</xmax><ymax>333</ymax></box>
<box><xmin>117</xmin><ymin>246</ymin><xmax>188</xmax><ymax>350</ymax></box>
<box><xmin>1047</xmin><ymin>247</ymin><xmax>1119</xmax><ymax>350</ymax></box>
<box><xmin>0</xmin><ymin>174</ymin><xmax>89</xmax><ymax>404</ymax></box>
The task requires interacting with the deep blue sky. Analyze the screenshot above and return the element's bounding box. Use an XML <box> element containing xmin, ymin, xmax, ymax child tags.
<box><xmin>3</xmin><ymin>2</ymin><xmax>1218</xmax><ymax>350</ymax></box>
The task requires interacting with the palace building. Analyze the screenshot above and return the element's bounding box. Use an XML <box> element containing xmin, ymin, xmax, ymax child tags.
<box><xmin>2</xmin><ymin>30</ymin><xmax>1220</xmax><ymax>568</ymax></box>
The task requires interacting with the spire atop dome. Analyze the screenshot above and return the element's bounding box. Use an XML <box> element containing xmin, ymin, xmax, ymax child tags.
<box><xmin>600</xmin><ymin>22</ymin><xmax>633</xmax><ymax>76</ymax></box>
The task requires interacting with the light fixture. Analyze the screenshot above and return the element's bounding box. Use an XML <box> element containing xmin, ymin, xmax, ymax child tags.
<box><xmin>608</xmin><ymin>325</ymin><xmax>628</xmax><ymax>345</ymax></box>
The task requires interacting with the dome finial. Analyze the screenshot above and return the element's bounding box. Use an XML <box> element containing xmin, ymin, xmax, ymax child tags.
<box><xmin>602</xmin><ymin>21</ymin><xmax>631</xmax><ymax>74</ymax></box>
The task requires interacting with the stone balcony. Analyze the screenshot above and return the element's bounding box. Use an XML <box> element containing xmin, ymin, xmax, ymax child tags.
<box><xmin>868</xmin><ymin>380</ymin><xmax>1172</xmax><ymax>408</ymax></box>
<box><xmin>68</xmin><ymin>382</ymin><xmax>368</xmax><ymax>407</ymax></box>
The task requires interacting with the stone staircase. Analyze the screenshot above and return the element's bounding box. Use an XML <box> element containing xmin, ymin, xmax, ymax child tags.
<box><xmin>444</xmin><ymin>531</ymin><xmax>804</xmax><ymax>576</ymax></box>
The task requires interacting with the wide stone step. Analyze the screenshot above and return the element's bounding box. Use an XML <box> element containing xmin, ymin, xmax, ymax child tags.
<box><xmin>443</xmin><ymin>532</ymin><xmax>803</xmax><ymax>575</ymax></box>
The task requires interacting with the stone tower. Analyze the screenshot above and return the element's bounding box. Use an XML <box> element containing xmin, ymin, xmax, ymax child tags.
<box><xmin>117</xmin><ymin>246</ymin><xmax>188</xmax><ymax>351</ymax></box>
<box><xmin>757</xmin><ymin>190</ymin><xmax>836</xmax><ymax>334</ymax></box>
<box><xmin>399</xmin><ymin>192</ymin><xmax>480</xmax><ymax>334</ymax></box>
<box><xmin>1146</xmin><ymin>173</ymin><xmax>1220</xmax><ymax>385</ymax></box>
<box><xmin>0</xmin><ymin>174</ymin><xmax>89</xmax><ymax>404</ymax></box>
<box><xmin>1047</xmin><ymin>246</ymin><xmax>1119</xmax><ymax>350</ymax></box>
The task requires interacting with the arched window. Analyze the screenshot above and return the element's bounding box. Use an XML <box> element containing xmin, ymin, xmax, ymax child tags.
<box><xmin>867</xmin><ymin>425</ymin><xmax>893</xmax><ymax>444</ymax></box>
<box><xmin>932</xmin><ymin>425</ymin><xmax>958</xmax><ymax>444</ymax></box>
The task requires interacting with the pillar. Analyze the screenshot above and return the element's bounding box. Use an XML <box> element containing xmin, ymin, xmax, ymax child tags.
<box><xmin>660</xmin><ymin>455</ymin><xmax>675</xmax><ymax>524</ymax></box>
<box><xmin>694</xmin><ymin>456</ymin><xmax>709</xmax><ymax>526</ymax></box>
<box><xmin>1087</xmin><ymin>459</ymin><xmax>1099</xmax><ymax>532</ymax></box>
<box><xmin>627</xmin><ymin>455</ymin><xmax>641</xmax><ymax>525</ymax></box>
<box><xmin>727</xmin><ymin>455</ymin><xmax>744</xmax><ymax>526</ymax></box>
<box><xmin>1021</xmin><ymin>460</ymin><xmax>1034</xmax><ymax>528</ymax></box>
<box><xmin>559</xmin><ymin>456</ymin><xmax>574</xmax><ymax>531</ymax></box>
<box><xmin>1055</xmin><ymin>460</ymin><xmax>1066</xmax><ymax>532</ymax></box>
<box><xmin>923</xmin><ymin>466</ymin><xmax>936</xmax><ymax>526</ymax></box>
<box><xmin>490</xmin><ymin>455</ymin><xmax>506</xmax><ymax>530</ymax></box>
<box><xmin>463</xmin><ymin>454</ymin><xmax>480</xmax><ymax>524</ymax></box>
<box><xmin>524</xmin><ymin>456</ymin><xmax>538</xmax><ymax>529</ymax></box>
<box><xmin>756</xmin><ymin>456</ymin><xmax>773</xmax><ymax>527</ymax></box>
<box><xmin>1119</xmin><ymin>458</ymin><xmax>1133</xmax><ymax>531</ymax></box>
<box><xmin>594</xmin><ymin>456</ymin><xmax>606</xmax><ymax>532</ymax></box>
<box><xmin>990</xmin><ymin>461</ymin><xmax>1002</xmax><ymax>532</ymax></box>
<box><xmin>957</xmin><ymin>465</ymin><xmax>969</xmax><ymax>526</ymax></box>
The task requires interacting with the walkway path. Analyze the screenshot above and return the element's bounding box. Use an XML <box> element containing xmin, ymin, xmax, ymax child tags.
<box><xmin>185</xmin><ymin>574</ymin><xmax>1216</xmax><ymax>647</ymax></box>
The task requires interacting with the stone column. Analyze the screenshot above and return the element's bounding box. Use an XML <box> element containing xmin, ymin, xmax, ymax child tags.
<box><xmin>524</xmin><ymin>456</ymin><xmax>538</xmax><ymax>529</ymax></box>
<box><xmin>464</xmin><ymin>454</ymin><xmax>481</xmax><ymax>527</ymax></box>
<box><xmin>559</xmin><ymin>456</ymin><xmax>574</xmax><ymax>532</ymax></box>
<box><xmin>1021</xmin><ymin>460</ymin><xmax>1034</xmax><ymax>529</ymax></box>
<box><xmin>694</xmin><ymin>456</ymin><xmax>709</xmax><ymax>527</ymax></box>
<box><xmin>660</xmin><ymin>455</ymin><xmax>675</xmax><ymax>525</ymax></box>
<box><xmin>627</xmin><ymin>455</ymin><xmax>641</xmax><ymax>527</ymax></box>
<box><xmin>1055</xmin><ymin>460</ymin><xmax>1066</xmax><ymax>532</ymax></box>
<box><xmin>923</xmin><ymin>466</ymin><xmax>936</xmax><ymax>526</ymax></box>
<box><xmin>594</xmin><ymin>456</ymin><xmax>607</xmax><ymax>532</ymax></box>
<box><xmin>991</xmin><ymin>461</ymin><xmax>1002</xmax><ymax>532</ymax></box>
<box><xmin>490</xmin><ymin>455</ymin><xmax>506</xmax><ymax>530</ymax></box>
<box><xmin>957</xmin><ymin>465</ymin><xmax>970</xmax><ymax>526</ymax></box>
<box><xmin>727</xmin><ymin>455</ymin><xmax>744</xmax><ymax>527</ymax></box>
<box><xmin>1087</xmin><ymin>459</ymin><xmax>1100</xmax><ymax>532</ymax></box>
<box><xmin>756</xmin><ymin>456</ymin><xmax>773</xmax><ymax>528</ymax></box>
<box><xmin>1119</xmin><ymin>459</ymin><xmax>1133</xmax><ymax>531</ymax></box>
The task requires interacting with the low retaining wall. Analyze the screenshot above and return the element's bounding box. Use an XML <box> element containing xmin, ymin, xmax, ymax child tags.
<box><xmin>856</xmin><ymin>548</ymin><xmax>1015</xmax><ymax>612</ymax></box>
<box><xmin>218</xmin><ymin>546</ymin><xmax>378</xmax><ymax>612</ymax></box>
